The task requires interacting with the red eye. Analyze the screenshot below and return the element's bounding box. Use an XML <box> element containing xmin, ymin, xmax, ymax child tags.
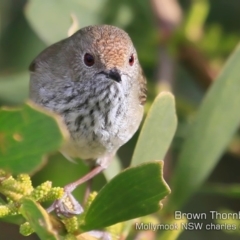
<box><xmin>129</xmin><ymin>54</ymin><xmax>134</xmax><ymax>66</ymax></box>
<box><xmin>84</xmin><ymin>53</ymin><xmax>95</xmax><ymax>66</ymax></box>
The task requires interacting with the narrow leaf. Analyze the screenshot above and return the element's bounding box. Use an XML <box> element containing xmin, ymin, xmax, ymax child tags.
<box><xmin>169</xmin><ymin>44</ymin><xmax>240</xmax><ymax>210</ymax></box>
<box><xmin>20</xmin><ymin>199</ymin><xmax>60</xmax><ymax>240</ymax></box>
<box><xmin>131</xmin><ymin>92</ymin><xmax>177</xmax><ymax>165</ymax></box>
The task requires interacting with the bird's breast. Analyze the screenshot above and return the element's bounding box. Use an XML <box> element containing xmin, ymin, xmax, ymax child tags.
<box><xmin>61</xmin><ymin>80</ymin><xmax>143</xmax><ymax>160</ymax></box>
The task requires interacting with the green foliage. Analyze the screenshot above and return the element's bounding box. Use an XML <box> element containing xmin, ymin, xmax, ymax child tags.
<box><xmin>0</xmin><ymin>102</ymin><xmax>66</xmax><ymax>174</ymax></box>
<box><xmin>20</xmin><ymin>199</ymin><xmax>59</xmax><ymax>239</ymax></box>
<box><xmin>25</xmin><ymin>0</ymin><xmax>105</xmax><ymax>44</ymax></box>
<box><xmin>215</xmin><ymin>209</ymin><xmax>240</xmax><ymax>236</ymax></box>
<box><xmin>81</xmin><ymin>161</ymin><xmax>170</xmax><ymax>231</ymax></box>
<box><xmin>202</xmin><ymin>184</ymin><xmax>240</xmax><ymax>199</ymax></box>
<box><xmin>132</xmin><ymin>92</ymin><xmax>177</xmax><ymax>165</ymax></box>
<box><xmin>0</xmin><ymin>92</ymin><xmax>174</xmax><ymax>239</ymax></box>
<box><xmin>168</xmin><ymin>44</ymin><xmax>240</xmax><ymax>211</ymax></box>
<box><xmin>104</xmin><ymin>155</ymin><xmax>122</xmax><ymax>181</ymax></box>
<box><xmin>0</xmin><ymin>72</ymin><xmax>29</xmax><ymax>105</ymax></box>
<box><xmin>1</xmin><ymin>0</ymin><xmax>240</xmax><ymax>239</ymax></box>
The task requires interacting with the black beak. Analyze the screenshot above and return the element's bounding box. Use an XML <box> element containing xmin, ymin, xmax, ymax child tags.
<box><xmin>99</xmin><ymin>69</ymin><xmax>122</xmax><ymax>83</ymax></box>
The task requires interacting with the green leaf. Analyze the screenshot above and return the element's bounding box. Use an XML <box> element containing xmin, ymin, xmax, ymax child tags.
<box><xmin>201</xmin><ymin>184</ymin><xmax>240</xmax><ymax>199</ymax></box>
<box><xmin>184</xmin><ymin>0</ymin><xmax>210</xmax><ymax>41</ymax></box>
<box><xmin>131</xmin><ymin>92</ymin><xmax>177</xmax><ymax>165</ymax></box>
<box><xmin>0</xmin><ymin>72</ymin><xmax>29</xmax><ymax>104</ymax></box>
<box><xmin>160</xmin><ymin>217</ymin><xmax>187</xmax><ymax>240</ymax></box>
<box><xmin>104</xmin><ymin>155</ymin><xmax>122</xmax><ymax>181</ymax></box>
<box><xmin>215</xmin><ymin>209</ymin><xmax>240</xmax><ymax>236</ymax></box>
<box><xmin>25</xmin><ymin>0</ymin><xmax>106</xmax><ymax>45</ymax></box>
<box><xmin>20</xmin><ymin>198</ymin><xmax>59</xmax><ymax>240</ymax></box>
<box><xmin>81</xmin><ymin>161</ymin><xmax>170</xmax><ymax>231</ymax></box>
<box><xmin>0</xmin><ymin>102</ymin><xmax>66</xmax><ymax>174</ymax></box>
<box><xmin>169</xmin><ymin>44</ymin><xmax>240</xmax><ymax>210</ymax></box>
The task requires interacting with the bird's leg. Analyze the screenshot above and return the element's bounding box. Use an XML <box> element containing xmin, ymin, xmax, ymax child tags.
<box><xmin>47</xmin><ymin>153</ymin><xmax>115</xmax><ymax>217</ymax></box>
<box><xmin>64</xmin><ymin>165</ymin><xmax>104</xmax><ymax>193</ymax></box>
<box><xmin>83</xmin><ymin>166</ymin><xmax>94</xmax><ymax>205</ymax></box>
<box><xmin>47</xmin><ymin>165</ymin><xmax>104</xmax><ymax>217</ymax></box>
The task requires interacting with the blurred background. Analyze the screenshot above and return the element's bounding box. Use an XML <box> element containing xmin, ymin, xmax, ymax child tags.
<box><xmin>1</xmin><ymin>0</ymin><xmax>240</xmax><ymax>239</ymax></box>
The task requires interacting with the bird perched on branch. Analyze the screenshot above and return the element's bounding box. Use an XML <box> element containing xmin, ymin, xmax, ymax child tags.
<box><xmin>29</xmin><ymin>25</ymin><xmax>147</xmax><ymax>216</ymax></box>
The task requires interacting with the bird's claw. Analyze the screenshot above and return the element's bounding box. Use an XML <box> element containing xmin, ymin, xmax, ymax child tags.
<box><xmin>47</xmin><ymin>194</ymin><xmax>112</xmax><ymax>239</ymax></box>
<box><xmin>47</xmin><ymin>192</ymin><xmax>83</xmax><ymax>218</ymax></box>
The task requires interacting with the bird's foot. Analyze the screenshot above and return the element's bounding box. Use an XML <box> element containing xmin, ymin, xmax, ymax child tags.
<box><xmin>47</xmin><ymin>191</ymin><xmax>83</xmax><ymax>217</ymax></box>
<box><xmin>47</xmin><ymin>165</ymin><xmax>105</xmax><ymax>217</ymax></box>
<box><xmin>47</xmin><ymin>196</ymin><xmax>112</xmax><ymax>239</ymax></box>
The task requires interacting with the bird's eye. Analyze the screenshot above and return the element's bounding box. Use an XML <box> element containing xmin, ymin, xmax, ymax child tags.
<box><xmin>84</xmin><ymin>53</ymin><xmax>95</xmax><ymax>67</ymax></box>
<box><xmin>129</xmin><ymin>54</ymin><xmax>134</xmax><ymax>66</ymax></box>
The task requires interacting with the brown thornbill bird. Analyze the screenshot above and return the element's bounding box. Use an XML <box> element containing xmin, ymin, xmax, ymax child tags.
<box><xmin>29</xmin><ymin>25</ymin><xmax>147</xmax><ymax>216</ymax></box>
